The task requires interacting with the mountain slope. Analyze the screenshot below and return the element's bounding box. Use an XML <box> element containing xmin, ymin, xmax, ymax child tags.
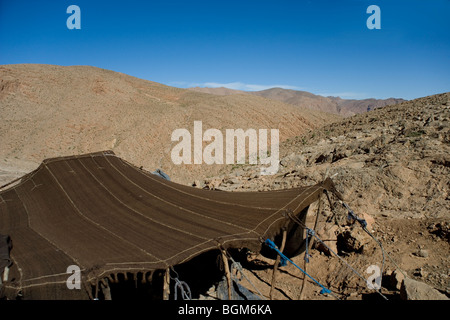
<box><xmin>195</xmin><ymin>92</ymin><xmax>449</xmax><ymax>299</ymax></box>
<box><xmin>213</xmin><ymin>92</ymin><xmax>450</xmax><ymax>219</ymax></box>
<box><xmin>249</xmin><ymin>87</ymin><xmax>341</xmax><ymax>114</ymax></box>
<box><xmin>188</xmin><ymin>86</ymin><xmax>405</xmax><ymax>117</ymax></box>
<box><xmin>0</xmin><ymin>64</ymin><xmax>339</xmax><ymax>185</ymax></box>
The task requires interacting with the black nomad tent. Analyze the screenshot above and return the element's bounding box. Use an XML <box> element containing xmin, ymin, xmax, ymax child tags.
<box><xmin>0</xmin><ymin>151</ymin><xmax>343</xmax><ymax>300</ymax></box>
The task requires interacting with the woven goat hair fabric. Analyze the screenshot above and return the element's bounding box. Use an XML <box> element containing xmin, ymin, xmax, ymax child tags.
<box><xmin>0</xmin><ymin>151</ymin><xmax>338</xmax><ymax>299</ymax></box>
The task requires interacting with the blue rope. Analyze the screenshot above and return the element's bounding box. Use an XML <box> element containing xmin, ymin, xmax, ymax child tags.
<box><xmin>279</xmin><ymin>255</ymin><xmax>288</xmax><ymax>267</ymax></box>
<box><xmin>342</xmin><ymin>201</ymin><xmax>367</xmax><ymax>228</ymax></box>
<box><xmin>265</xmin><ymin>238</ymin><xmax>331</xmax><ymax>295</ymax></box>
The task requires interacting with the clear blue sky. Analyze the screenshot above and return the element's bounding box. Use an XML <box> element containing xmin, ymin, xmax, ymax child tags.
<box><xmin>1</xmin><ymin>0</ymin><xmax>449</xmax><ymax>100</ymax></box>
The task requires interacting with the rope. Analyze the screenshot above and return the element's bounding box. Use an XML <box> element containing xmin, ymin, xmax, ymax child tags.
<box><xmin>279</xmin><ymin>255</ymin><xmax>288</xmax><ymax>267</ymax></box>
<box><xmin>307</xmin><ymin>228</ymin><xmax>388</xmax><ymax>300</ymax></box>
<box><xmin>170</xmin><ymin>267</ymin><xmax>192</xmax><ymax>300</ymax></box>
<box><xmin>339</xmin><ymin>201</ymin><xmax>397</xmax><ymax>291</ymax></box>
<box><xmin>339</xmin><ymin>201</ymin><xmax>386</xmax><ymax>278</ymax></box>
<box><xmin>340</xmin><ymin>200</ymin><xmax>408</xmax><ymax>278</ymax></box>
<box><xmin>174</xmin><ymin>278</ymin><xmax>192</xmax><ymax>300</ymax></box>
<box><xmin>304</xmin><ymin>229</ymin><xmax>314</xmax><ymax>263</ymax></box>
<box><xmin>341</xmin><ymin>201</ymin><xmax>367</xmax><ymax>228</ymax></box>
<box><xmin>264</xmin><ymin>239</ymin><xmax>338</xmax><ymax>298</ymax></box>
<box><xmin>227</xmin><ymin>255</ymin><xmax>266</xmax><ymax>300</ymax></box>
<box><xmin>286</xmin><ymin>203</ymin><xmax>390</xmax><ymax>300</ymax></box>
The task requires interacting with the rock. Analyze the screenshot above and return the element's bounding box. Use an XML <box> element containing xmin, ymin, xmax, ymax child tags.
<box><xmin>428</xmin><ymin>222</ymin><xmax>450</xmax><ymax>242</ymax></box>
<box><xmin>337</xmin><ymin>228</ymin><xmax>371</xmax><ymax>253</ymax></box>
<box><xmin>225</xmin><ymin>177</ymin><xmax>241</xmax><ymax>185</ymax></box>
<box><xmin>415</xmin><ymin>249</ymin><xmax>429</xmax><ymax>258</ymax></box>
<box><xmin>314</xmin><ymin>225</ymin><xmax>339</xmax><ymax>255</ymax></box>
<box><xmin>314</xmin><ymin>152</ymin><xmax>333</xmax><ymax>164</ymax></box>
<box><xmin>280</xmin><ymin>153</ymin><xmax>307</xmax><ymax>167</ymax></box>
<box><xmin>390</xmin><ymin>270</ymin><xmax>405</xmax><ymax>291</ymax></box>
<box><xmin>332</xmin><ymin>146</ymin><xmax>353</xmax><ymax>162</ymax></box>
<box><xmin>361</xmin><ymin>212</ymin><xmax>375</xmax><ymax>232</ymax></box>
<box><xmin>204</xmin><ymin>177</ymin><xmax>223</xmax><ymax>190</ymax></box>
<box><xmin>413</xmin><ymin>267</ymin><xmax>428</xmax><ymax>278</ymax></box>
<box><xmin>231</xmin><ymin>168</ymin><xmax>245</xmax><ymax>177</ymax></box>
<box><xmin>192</xmin><ymin>180</ymin><xmax>205</xmax><ymax>189</ymax></box>
<box><xmin>400</xmin><ymin>278</ymin><xmax>449</xmax><ymax>300</ymax></box>
<box><xmin>249</xmin><ymin>172</ymin><xmax>260</xmax><ymax>179</ymax></box>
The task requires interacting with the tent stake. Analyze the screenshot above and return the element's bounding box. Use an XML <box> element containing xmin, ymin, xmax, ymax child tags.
<box><xmin>269</xmin><ymin>228</ymin><xmax>287</xmax><ymax>300</ymax></box>
<box><xmin>163</xmin><ymin>268</ymin><xmax>170</xmax><ymax>300</ymax></box>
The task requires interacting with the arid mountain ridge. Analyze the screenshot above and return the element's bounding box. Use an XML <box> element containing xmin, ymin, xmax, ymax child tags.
<box><xmin>0</xmin><ymin>63</ymin><xmax>338</xmax><ymax>185</ymax></box>
<box><xmin>188</xmin><ymin>86</ymin><xmax>406</xmax><ymax>117</ymax></box>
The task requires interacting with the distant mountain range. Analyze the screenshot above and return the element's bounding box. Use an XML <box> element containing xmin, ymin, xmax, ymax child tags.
<box><xmin>188</xmin><ymin>87</ymin><xmax>406</xmax><ymax>117</ymax></box>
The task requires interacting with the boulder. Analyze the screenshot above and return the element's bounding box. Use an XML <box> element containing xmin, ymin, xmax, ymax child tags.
<box><xmin>415</xmin><ymin>249</ymin><xmax>429</xmax><ymax>258</ymax></box>
<box><xmin>337</xmin><ymin>228</ymin><xmax>371</xmax><ymax>253</ymax></box>
<box><xmin>390</xmin><ymin>270</ymin><xmax>405</xmax><ymax>291</ymax></box>
<box><xmin>400</xmin><ymin>278</ymin><xmax>449</xmax><ymax>300</ymax></box>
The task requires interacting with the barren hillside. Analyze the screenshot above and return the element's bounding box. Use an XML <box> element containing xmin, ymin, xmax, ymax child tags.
<box><xmin>0</xmin><ymin>64</ymin><xmax>339</xmax><ymax>186</ymax></box>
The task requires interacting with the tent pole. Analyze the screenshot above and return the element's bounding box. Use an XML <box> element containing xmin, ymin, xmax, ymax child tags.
<box><xmin>163</xmin><ymin>268</ymin><xmax>171</xmax><ymax>300</ymax></box>
<box><xmin>299</xmin><ymin>193</ymin><xmax>322</xmax><ymax>300</ymax></box>
<box><xmin>324</xmin><ymin>190</ymin><xmax>340</xmax><ymax>226</ymax></box>
<box><xmin>221</xmin><ymin>250</ymin><xmax>232</xmax><ymax>300</ymax></box>
<box><xmin>269</xmin><ymin>228</ymin><xmax>287</xmax><ymax>300</ymax></box>
<box><xmin>100</xmin><ymin>278</ymin><xmax>112</xmax><ymax>300</ymax></box>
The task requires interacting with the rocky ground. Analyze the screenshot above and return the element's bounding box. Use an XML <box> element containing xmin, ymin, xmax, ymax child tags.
<box><xmin>194</xmin><ymin>92</ymin><xmax>450</xmax><ymax>300</ymax></box>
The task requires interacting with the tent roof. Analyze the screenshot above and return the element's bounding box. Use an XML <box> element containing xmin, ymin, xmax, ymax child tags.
<box><xmin>0</xmin><ymin>151</ymin><xmax>340</xmax><ymax>299</ymax></box>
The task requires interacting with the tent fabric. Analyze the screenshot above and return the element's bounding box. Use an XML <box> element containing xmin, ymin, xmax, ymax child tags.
<box><xmin>0</xmin><ymin>150</ymin><xmax>340</xmax><ymax>300</ymax></box>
